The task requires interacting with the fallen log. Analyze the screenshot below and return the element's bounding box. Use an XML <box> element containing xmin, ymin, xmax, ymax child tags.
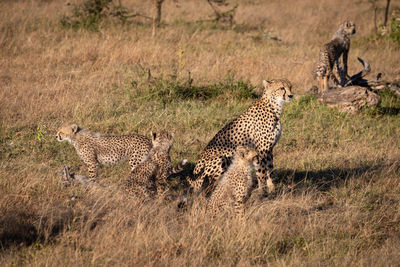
<box><xmin>319</xmin><ymin>86</ymin><xmax>381</xmax><ymax>114</ymax></box>
<box><xmin>312</xmin><ymin>57</ymin><xmax>398</xmax><ymax>113</ymax></box>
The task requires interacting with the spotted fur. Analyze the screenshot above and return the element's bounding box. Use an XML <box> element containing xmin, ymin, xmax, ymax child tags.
<box><xmin>207</xmin><ymin>146</ymin><xmax>259</xmax><ymax>218</ymax></box>
<box><xmin>56</xmin><ymin>123</ymin><xmax>152</xmax><ymax>180</ymax></box>
<box><xmin>123</xmin><ymin>131</ymin><xmax>186</xmax><ymax>199</ymax></box>
<box><xmin>189</xmin><ymin>79</ymin><xmax>293</xmax><ymax>196</ymax></box>
<box><xmin>315</xmin><ymin>20</ymin><xmax>356</xmax><ymax>91</ymax></box>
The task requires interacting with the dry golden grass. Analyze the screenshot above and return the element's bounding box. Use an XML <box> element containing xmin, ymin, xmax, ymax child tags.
<box><xmin>1</xmin><ymin>0</ymin><xmax>400</xmax><ymax>265</ymax></box>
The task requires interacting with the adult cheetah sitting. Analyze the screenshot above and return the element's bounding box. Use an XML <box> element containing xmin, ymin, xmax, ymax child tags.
<box><xmin>314</xmin><ymin>20</ymin><xmax>356</xmax><ymax>91</ymax></box>
<box><xmin>190</xmin><ymin>79</ymin><xmax>293</xmax><ymax>196</ymax></box>
<box><xmin>207</xmin><ymin>146</ymin><xmax>259</xmax><ymax>218</ymax></box>
<box><xmin>56</xmin><ymin>123</ymin><xmax>152</xmax><ymax>180</ymax></box>
<box><xmin>123</xmin><ymin>131</ymin><xmax>187</xmax><ymax>199</ymax></box>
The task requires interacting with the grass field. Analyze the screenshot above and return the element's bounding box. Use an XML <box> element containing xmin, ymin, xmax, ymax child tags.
<box><xmin>1</xmin><ymin>0</ymin><xmax>400</xmax><ymax>265</ymax></box>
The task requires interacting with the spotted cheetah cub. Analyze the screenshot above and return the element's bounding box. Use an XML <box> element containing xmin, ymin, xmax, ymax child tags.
<box><xmin>315</xmin><ymin>20</ymin><xmax>356</xmax><ymax>91</ymax></box>
<box><xmin>207</xmin><ymin>146</ymin><xmax>260</xmax><ymax>218</ymax></box>
<box><xmin>124</xmin><ymin>131</ymin><xmax>187</xmax><ymax>199</ymax></box>
<box><xmin>56</xmin><ymin>123</ymin><xmax>152</xmax><ymax>180</ymax></box>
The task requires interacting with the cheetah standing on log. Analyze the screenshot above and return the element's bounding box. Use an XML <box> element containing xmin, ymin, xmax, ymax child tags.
<box><xmin>123</xmin><ymin>131</ymin><xmax>187</xmax><ymax>199</ymax></box>
<box><xmin>207</xmin><ymin>146</ymin><xmax>260</xmax><ymax>218</ymax></box>
<box><xmin>190</xmin><ymin>79</ymin><xmax>293</xmax><ymax>197</ymax></box>
<box><xmin>315</xmin><ymin>20</ymin><xmax>356</xmax><ymax>91</ymax></box>
<box><xmin>56</xmin><ymin>123</ymin><xmax>152</xmax><ymax>180</ymax></box>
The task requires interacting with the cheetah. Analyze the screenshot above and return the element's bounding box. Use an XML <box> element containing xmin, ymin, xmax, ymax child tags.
<box><xmin>315</xmin><ymin>20</ymin><xmax>356</xmax><ymax>91</ymax></box>
<box><xmin>56</xmin><ymin>123</ymin><xmax>152</xmax><ymax>180</ymax></box>
<box><xmin>123</xmin><ymin>131</ymin><xmax>187</xmax><ymax>199</ymax></box>
<box><xmin>60</xmin><ymin>130</ymin><xmax>186</xmax><ymax>199</ymax></box>
<box><xmin>189</xmin><ymin>79</ymin><xmax>293</xmax><ymax>197</ymax></box>
<box><xmin>207</xmin><ymin>146</ymin><xmax>260</xmax><ymax>218</ymax></box>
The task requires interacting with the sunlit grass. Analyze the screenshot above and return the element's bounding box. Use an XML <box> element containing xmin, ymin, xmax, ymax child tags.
<box><xmin>1</xmin><ymin>0</ymin><xmax>400</xmax><ymax>265</ymax></box>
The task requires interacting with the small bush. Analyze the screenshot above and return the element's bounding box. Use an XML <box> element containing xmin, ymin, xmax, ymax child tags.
<box><xmin>377</xmin><ymin>9</ymin><xmax>400</xmax><ymax>47</ymax></box>
<box><xmin>135</xmin><ymin>75</ymin><xmax>256</xmax><ymax>103</ymax></box>
<box><xmin>60</xmin><ymin>0</ymin><xmax>121</xmax><ymax>30</ymax></box>
<box><xmin>389</xmin><ymin>15</ymin><xmax>400</xmax><ymax>47</ymax></box>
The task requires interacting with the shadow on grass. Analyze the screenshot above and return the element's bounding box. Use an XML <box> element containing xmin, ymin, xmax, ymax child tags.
<box><xmin>0</xmin><ymin>210</ymin><xmax>38</xmax><ymax>249</ymax></box>
<box><xmin>170</xmin><ymin>159</ymin><xmax>399</xmax><ymax>196</ymax></box>
<box><xmin>274</xmin><ymin>159</ymin><xmax>399</xmax><ymax>193</ymax></box>
<box><xmin>373</xmin><ymin>106</ymin><xmax>400</xmax><ymax>116</ymax></box>
<box><xmin>0</xmin><ymin>205</ymin><xmax>76</xmax><ymax>250</ymax></box>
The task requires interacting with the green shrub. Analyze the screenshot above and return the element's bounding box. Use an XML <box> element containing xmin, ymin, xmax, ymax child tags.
<box><xmin>135</xmin><ymin>75</ymin><xmax>256</xmax><ymax>103</ymax></box>
<box><xmin>60</xmin><ymin>0</ymin><xmax>118</xmax><ymax>30</ymax></box>
<box><xmin>389</xmin><ymin>15</ymin><xmax>400</xmax><ymax>47</ymax></box>
<box><xmin>377</xmin><ymin>9</ymin><xmax>400</xmax><ymax>47</ymax></box>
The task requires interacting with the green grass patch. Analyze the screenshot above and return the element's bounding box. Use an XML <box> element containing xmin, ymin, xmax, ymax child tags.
<box><xmin>363</xmin><ymin>88</ymin><xmax>400</xmax><ymax>116</ymax></box>
<box><xmin>131</xmin><ymin>74</ymin><xmax>257</xmax><ymax>103</ymax></box>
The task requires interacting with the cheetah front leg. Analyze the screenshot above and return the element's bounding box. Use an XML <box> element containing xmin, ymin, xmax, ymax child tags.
<box><xmin>255</xmin><ymin>149</ymin><xmax>274</xmax><ymax>196</ymax></box>
<box><xmin>342</xmin><ymin>49</ymin><xmax>350</xmax><ymax>81</ymax></box>
<box><xmin>83</xmin><ymin>154</ymin><xmax>99</xmax><ymax>181</ymax></box>
<box><xmin>322</xmin><ymin>75</ymin><xmax>329</xmax><ymax>91</ymax></box>
<box><xmin>265</xmin><ymin>151</ymin><xmax>275</xmax><ymax>192</ymax></box>
<box><xmin>336</xmin><ymin>58</ymin><xmax>346</xmax><ymax>87</ymax></box>
<box><xmin>207</xmin><ymin>186</ymin><xmax>226</xmax><ymax>217</ymax></box>
<box><xmin>231</xmin><ymin>178</ymin><xmax>247</xmax><ymax>219</ymax></box>
<box><xmin>318</xmin><ymin>76</ymin><xmax>324</xmax><ymax>92</ymax></box>
<box><xmin>155</xmin><ymin>168</ymin><xmax>169</xmax><ymax>197</ymax></box>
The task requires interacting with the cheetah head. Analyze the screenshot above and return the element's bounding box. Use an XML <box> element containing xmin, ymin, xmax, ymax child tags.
<box><xmin>262</xmin><ymin>79</ymin><xmax>294</xmax><ymax>107</ymax></box>
<box><xmin>340</xmin><ymin>20</ymin><xmax>356</xmax><ymax>36</ymax></box>
<box><xmin>56</xmin><ymin>123</ymin><xmax>80</xmax><ymax>143</ymax></box>
<box><xmin>151</xmin><ymin>130</ymin><xmax>174</xmax><ymax>153</ymax></box>
<box><xmin>236</xmin><ymin>146</ymin><xmax>260</xmax><ymax>167</ymax></box>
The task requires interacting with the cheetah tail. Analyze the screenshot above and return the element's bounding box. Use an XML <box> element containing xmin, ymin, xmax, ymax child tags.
<box><xmin>171</xmin><ymin>159</ymin><xmax>188</xmax><ymax>174</ymax></box>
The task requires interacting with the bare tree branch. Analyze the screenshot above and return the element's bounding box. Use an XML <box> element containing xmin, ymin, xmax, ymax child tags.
<box><xmin>384</xmin><ymin>0</ymin><xmax>391</xmax><ymax>26</ymax></box>
<box><xmin>152</xmin><ymin>0</ymin><xmax>164</xmax><ymax>37</ymax></box>
<box><xmin>344</xmin><ymin>57</ymin><xmax>371</xmax><ymax>86</ymax></box>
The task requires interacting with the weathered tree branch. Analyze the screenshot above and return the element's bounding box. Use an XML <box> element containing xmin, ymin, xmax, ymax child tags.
<box><xmin>344</xmin><ymin>57</ymin><xmax>400</xmax><ymax>97</ymax></box>
<box><xmin>152</xmin><ymin>0</ymin><xmax>164</xmax><ymax>37</ymax></box>
<box><xmin>344</xmin><ymin>57</ymin><xmax>371</xmax><ymax>86</ymax></box>
<box><xmin>384</xmin><ymin>0</ymin><xmax>391</xmax><ymax>26</ymax></box>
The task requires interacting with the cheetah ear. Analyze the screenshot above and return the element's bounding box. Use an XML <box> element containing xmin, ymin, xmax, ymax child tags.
<box><xmin>169</xmin><ymin>132</ymin><xmax>174</xmax><ymax>140</ymax></box>
<box><xmin>262</xmin><ymin>80</ymin><xmax>272</xmax><ymax>89</ymax></box>
<box><xmin>253</xmin><ymin>155</ymin><xmax>259</xmax><ymax>163</ymax></box>
<box><xmin>71</xmin><ymin>124</ymin><xmax>79</xmax><ymax>134</ymax></box>
<box><xmin>345</xmin><ymin>20</ymin><xmax>353</xmax><ymax>27</ymax></box>
<box><xmin>236</xmin><ymin>146</ymin><xmax>246</xmax><ymax>158</ymax></box>
<box><xmin>151</xmin><ymin>131</ymin><xmax>157</xmax><ymax>141</ymax></box>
